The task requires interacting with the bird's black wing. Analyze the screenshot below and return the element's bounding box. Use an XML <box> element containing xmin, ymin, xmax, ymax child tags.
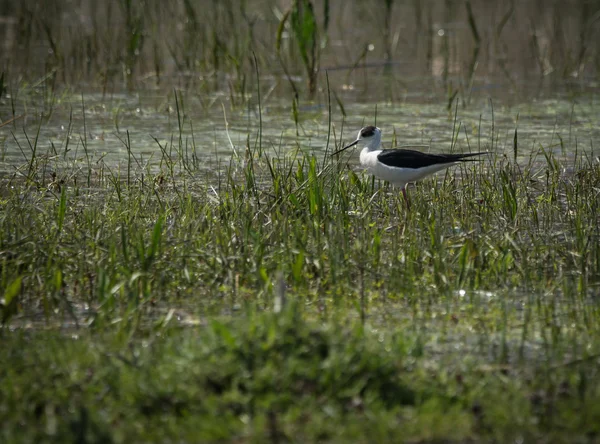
<box><xmin>377</xmin><ymin>149</ymin><xmax>486</xmax><ymax>169</ymax></box>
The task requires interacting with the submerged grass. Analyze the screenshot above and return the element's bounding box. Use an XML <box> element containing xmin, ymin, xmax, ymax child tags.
<box><xmin>1</xmin><ymin>90</ymin><xmax>600</xmax><ymax>440</ymax></box>
<box><xmin>3</xmin><ymin>117</ymin><xmax>599</xmax><ymax>325</ymax></box>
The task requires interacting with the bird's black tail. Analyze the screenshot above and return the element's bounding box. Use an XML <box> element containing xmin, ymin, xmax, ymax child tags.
<box><xmin>450</xmin><ymin>152</ymin><xmax>490</xmax><ymax>162</ymax></box>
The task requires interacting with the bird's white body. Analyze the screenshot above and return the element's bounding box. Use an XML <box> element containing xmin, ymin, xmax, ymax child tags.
<box><xmin>359</xmin><ymin>147</ymin><xmax>457</xmax><ymax>189</ymax></box>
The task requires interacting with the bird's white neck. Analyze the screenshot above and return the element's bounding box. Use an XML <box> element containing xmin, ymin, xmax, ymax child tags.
<box><xmin>359</xmin><ymin>146</ymin><xmax>380</xmax><ymax>168</ymax></box>
<box><xmin>363</xmin><ymin>134</ymin><xmax>382</xmax><ymax>152</ymax></box>
<box><xmin>358</xmin><ymin>136</ymin><xmax>382</xmax><ymax>165</ymax></box>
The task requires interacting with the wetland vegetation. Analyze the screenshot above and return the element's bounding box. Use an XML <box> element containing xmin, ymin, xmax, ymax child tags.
<box><xmin>1</xmin><ymin>0</ymin><xmax>600</xmax><ymax>442</ymax></box>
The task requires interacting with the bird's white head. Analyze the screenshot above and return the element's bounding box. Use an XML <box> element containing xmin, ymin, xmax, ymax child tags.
<box><xmin>331</xmin><ymin>126</ymin><xmax>382</xmax><ymax>155</ymax></box>
<box><xmin>354</xmin><ymin>126</ymin><xmax>382</xmax><ymax>151</ymax></box>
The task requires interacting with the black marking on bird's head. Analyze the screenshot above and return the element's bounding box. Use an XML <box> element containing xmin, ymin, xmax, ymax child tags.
<box><xmin>360</xmin><ymin>126</ymin><xmax>377</xmax><ymax>138</ymax></box>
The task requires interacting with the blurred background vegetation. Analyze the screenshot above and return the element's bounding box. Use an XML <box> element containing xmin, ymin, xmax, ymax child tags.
<box><xmin>0</xmin><ymin>0</ymin><xmax>598</xmax><ymax>99</ymax></box>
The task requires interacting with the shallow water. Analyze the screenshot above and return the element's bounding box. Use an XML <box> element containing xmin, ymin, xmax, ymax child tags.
<box><xmin>1</xmin><ymin>84</ymin><xmax>598</xmax><ymax>179</ymax></box>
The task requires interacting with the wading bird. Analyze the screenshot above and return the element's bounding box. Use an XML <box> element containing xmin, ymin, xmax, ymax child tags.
<box><xmin>332</xmin><ymin>126</ymin><xmax>488</xmax><ymax>208</ymax></box>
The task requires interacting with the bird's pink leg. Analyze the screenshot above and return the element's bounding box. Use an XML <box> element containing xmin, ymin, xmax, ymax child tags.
<box><xmin>402</xmin><ymin>187</ymin><xmax>411</xmax><ymax>210</ymax></box>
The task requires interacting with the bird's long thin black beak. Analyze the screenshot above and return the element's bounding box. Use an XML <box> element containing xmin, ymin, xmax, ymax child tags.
<box><xmin>331</xmin><ymin>139</ymin><xmax>359</xmax><ymax>156</ymax></box>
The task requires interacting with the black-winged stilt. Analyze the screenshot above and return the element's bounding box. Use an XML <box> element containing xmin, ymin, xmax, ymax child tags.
<box><xmin>332</xmin><ymin>126</ymin><xmax>488</xmax><ymax>207</ymax></box>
